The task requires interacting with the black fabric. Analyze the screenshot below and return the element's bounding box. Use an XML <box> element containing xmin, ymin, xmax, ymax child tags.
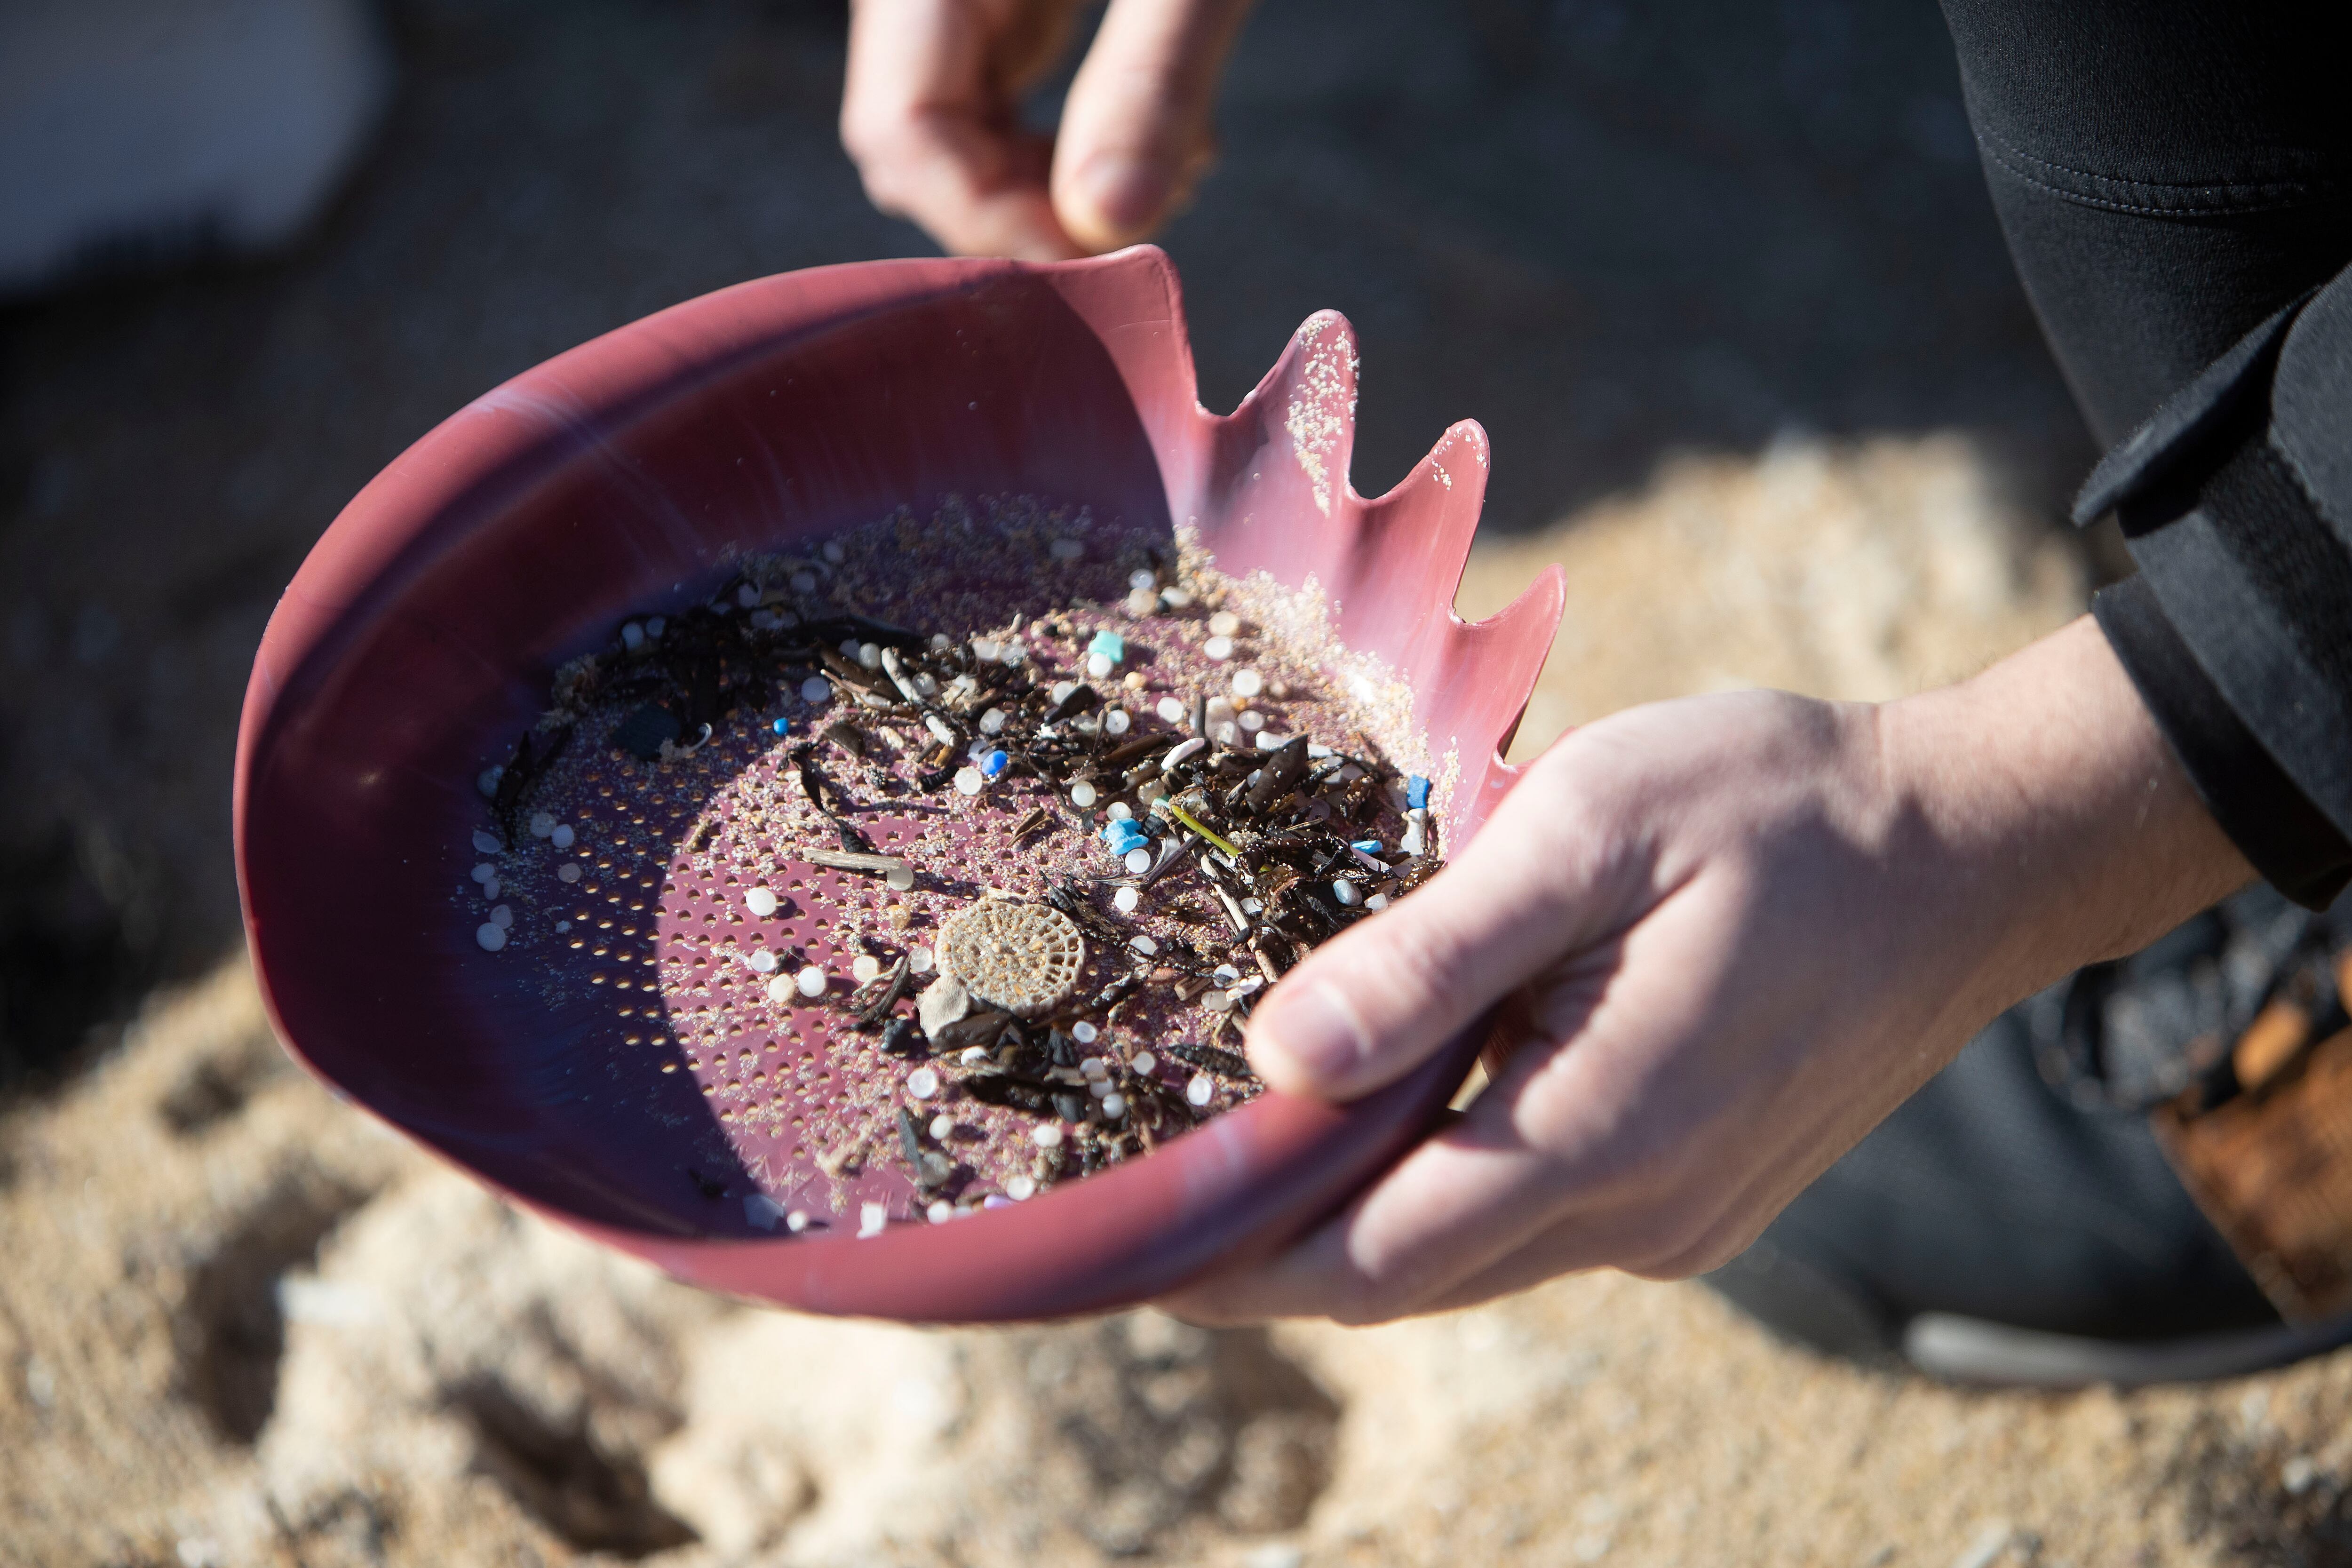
<box><xmin>2095</xmin><ymin>575</ymin><xmax>2352</xmax><ymax>908</ymax></box>
<box><xmin>1939</xmin><ymin>0</ymin><xmax>2352</xmax><ymax>907</ymax></box>
<box><xmin>1712</xmin><ymin>998</ymin><xmax>2280</xmax><ymax>1347</ymax></box>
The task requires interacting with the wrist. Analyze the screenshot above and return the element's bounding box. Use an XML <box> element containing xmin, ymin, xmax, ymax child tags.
<box><xmin>1874</xmin><ymin>614</ymin><xmax>2253</xmax><ymax>1014</ymax></box>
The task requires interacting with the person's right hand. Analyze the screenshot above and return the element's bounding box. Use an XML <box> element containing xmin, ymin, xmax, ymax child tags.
<box><xmin>840</xmin><ymin>0</ymin><xmax>1254</xmax><ymax>260</ymax></box>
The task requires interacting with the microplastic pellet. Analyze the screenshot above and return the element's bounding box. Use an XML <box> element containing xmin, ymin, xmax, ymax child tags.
<box><xmin>1112</xmin><ymin>886</ymin><xmax>1141</xmax><ymax>914</ymax></box>
<box><xmin>1103</xmin><ymin>709</ymin><xmax>1131</xmax><ymax>736</ymax></box>
<box><xmin>1239</xmin><ymin>710</ymin><xmax>1265</xmax><ymax>732</ymax></box>
<box><xmin>959</xmin><ymin>1046</ymin><xmax>990</xmax><ymax>1066</ymax></box>
<box><xmin>1069</xmin><ymin>781</ymin><xmax>1097</xmax><ymax>808</ymax></box>
<box><xmin>1186</xmin><ymin>1074</ymin><xmax>1214</xmax><ymax>1106</ymax></box>
<box><xmin>906</xmin><ymin>1067</ymin><xmax>940</xmax><ymax>1100</ymax></box>
<box><xmin>1366</xmin><ymin>892</ymin><xmax>1392</xmax><ymax>911</ymax></box>
<box><xmin>475</xmin><ymin>923</ymin><xmax>508</xmax><ymax>952</ymax></box>
<box><xmin>621</xmin><ymin>623</ymin><xmax>645</xmax><ymax>651</ymax></box>
<box><xmin>1032</xmin><ymin>1123</ymin><xmax>1065</xmax><ymax>1148</ymax></box>
<box><xmin>745</xmin><ymin>887</ymin><xmax>779</xmax><ymax>917</ymax></box>
<box><xmin>1102</xmin><ymin>1093</ymin><xmax>1127</xmax><ymax>1118</ymax></box>
<box><xmin>979</xmin><ymin>708</ymin><xmax>1007</xmax><ymax>735</ymax></box>
<box><xmin>1072</xmin><ymin>1021</ymin><xmax>1098</xmax><ymax>1044</ymax></box>
<box><xmin>550</xmin><ymin>823</ymin><xmax>575</xmax><ymax>849</ymax></box>
<box><xmin>801</xmin><ymin>676</ymin><xmax>833</xmax><ymax>704</ymax></box>
<box><xmin>1208</xmin><ymin>610</ymin><xmax>1241</xmax><ymax>637</ymax></box>
<box><xmin>927</xmin><ymin>1199</ymin><xmax>954</xmax><ymax>1223</ymax></box>
<box><xmin>1006</xmin><ymin>1176</ymin><xmax>1037</xmax><ymax>1201</ymax></box>
<box><xmin>1156</xmin><ymin>697</ymin><xmax>1185</xmax><ymax>723</ymax></box>
<box><xmin>1130</xmin><ymin>1051</ymin><xmax>1156</xmax><ymax>1075</ymax></box>
<box><xmin>1080</xmin><ymin>1057</ymin><xmax>1108</xmax><ymax>1080</ymax></box>
<box><xmin>1125</xmin><ymin>588</ymin><xmax>1157</xmax><ymax>616</ymax></box>
<box><xmin>1129</xmin><ymin>569</ymin><xmax>1156</xmax><ymax>591</ymax></box>
<box><xmin>928</xmin><ymin>1112</ymin><xmax>954</xmax><ymax>1141</ymax></box>
<box><xmin>852</xmin><ymin>954</ymin><xmax>882</xmax><ymax>983</ymax></box>
<box><xmin>1000</xmin><ymin>640</ymin><xmax>1026</xmax><ymax>665</ymax></box>
<box><xmin>747</xmin><ymin>950</ymin><xmax>779</xmax><ymax>973</ymax></box>
<box><xmin>1202</xmin><ymin>989</ymin><xmax>1231</xmax><ymax>1012</ymax></box>
<box><xmin>954</xmin><ymin>766</ymin><xmax>984</xmax><ymax>796</ymax></box>
<box><xmin>528</xmin><ymin>812</ymin><xmax>556</xmax><ymax>838</ymax></box>
<box><xmin>822</xmin><ymin>541</ymin><xmax>845</xmax><ymax>563</ymax></box>
<box><xmin>1231</xmin><ymin>669</ymin><xmax>1263</xmax><ymax>698</ymax></box>
<box><xmin>909</xmin><ymin>946</ymin><xmax>935</xmax><ymax>974</ymax></box>
<box><xmin>471</xmin><ymin>863</ymin><xmax>496</xmax><ymax>884</ymax></box>
<box><xmin>1129</xmin><ymin>934</ymin><xmax>1159</xmax><ymax>955</ymax></box>
<box><xmin>1107</xmin><ymin>803</ymin><xmax>1133</xmax><ymax>821</ymax></box>
<box><xmin>858</xmin><ymin>642</ymin><xmax>882</xmax><ymax>669</ymax></box>
<box><xmin>1332</xmin><ymin>879</ymin><xmax>1361</xmax><ymax>907</ymax></box>
<box><xmin>1123</xmin><ymin>848</ymin><xmax>1151</xmax><ymax>874</ymax></box>
<box><xmin>1203</xmin><ymin>635</ymin><xmax>1234</xmax><ymax>661</ymax></box>
<box><xmin>481</xmin><ymin>878</ymin><xmax>501</xmax><ymax>900</ymax></box>
<box><xmin>886</xmin><ymin>865</ymin><xmax>916</xmax><ymax>891</ymax></box>
<box><xmin>490</xmin><ymin>904</ymin><xmax>514</xmax><ymax>930</ymax></box>
<box><xmin>795</xmin><ymin>966</ymin><xmax>827</xmax><ymax>998</ymax></box>
<box><xmin>766</xmin><ymin>976</ymin><xmax>793</xmax><ymax>1003</ymax></box>
<box><xmin>557</xmin><ymin>863</ymin><xmax>582</xmax><ymax>883</ymax></box>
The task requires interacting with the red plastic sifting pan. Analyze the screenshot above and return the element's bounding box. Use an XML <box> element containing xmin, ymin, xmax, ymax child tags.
<box><xmin>234</xmin><ymin>246</ymin><xmax>1564</xmax><ymax>1321</ymax></box>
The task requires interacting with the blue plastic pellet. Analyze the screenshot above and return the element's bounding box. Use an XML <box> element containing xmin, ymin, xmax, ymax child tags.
<box><xmin>980</xmin><ymin>749</ymin><xmax>1009</xmax><ymax>779</ymax></box>
<box><xmin>1088</xmin><ymin>629</ymin><xmax>1126</xmax><ymax>663</ymax></box>
<box><xmin>1351</xmin><ymin>839</ymin><xmax>1383</xmax><ymax>854</ymax></box>
<box><xmin>1406</xmin><ymin>774</ymin><xmax>1431</xmax><ymax>809</ymax></box>
<box><xmin>771</xmin><ymin>717</ymin><xmax>791</xmax><ymax>736</ymax></box>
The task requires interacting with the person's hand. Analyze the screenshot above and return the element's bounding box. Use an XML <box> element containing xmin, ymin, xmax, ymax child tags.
<box><xmin>1167</xmin><ymin>616</ymin><xmax>2253</xmax><ymax>1323</ymax></box>
<box><xmin>840</xmin><ymin>0</ymin><xmax>1254</xmax><ymax>260</ymax></box>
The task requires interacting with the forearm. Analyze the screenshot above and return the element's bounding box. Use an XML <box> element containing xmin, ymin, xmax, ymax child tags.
<box><xmin>1878</xmin><ymin>614</ymin><xmax>2253</xmax><ymax>1029</ymax></box>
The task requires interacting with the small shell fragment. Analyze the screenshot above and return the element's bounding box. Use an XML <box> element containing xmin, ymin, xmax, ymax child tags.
<box><xmin>936</xmin><ymin>901</ymin><xmax>1087</xmax><ymax>1018</ymax></box>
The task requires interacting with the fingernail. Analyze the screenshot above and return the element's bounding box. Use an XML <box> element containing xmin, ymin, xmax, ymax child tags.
<box><xmin>1071</xmin><ymin>154</ymin><xmax>1170</xmax><ymax>240</ymax></box>
<box><xmin>1262</xmin><ymin>978</ymin><xmax>1370</xmax><ymax>1087</ymax></box>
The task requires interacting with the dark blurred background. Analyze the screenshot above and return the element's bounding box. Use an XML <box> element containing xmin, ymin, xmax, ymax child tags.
<box><xmin>0</xmin><ymin>0</ymin><xmax>2083</xmax><ymax>1096</ymax></box>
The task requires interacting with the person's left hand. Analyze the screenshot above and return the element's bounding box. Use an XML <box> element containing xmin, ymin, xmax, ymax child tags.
<box><xmin>840</xmin><ymin>0</ymin><xmax>1254</xmax><ymax>260</ymax></box>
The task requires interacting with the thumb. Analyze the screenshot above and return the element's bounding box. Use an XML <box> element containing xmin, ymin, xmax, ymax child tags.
<box><xmin>1050</xmin><ymin>0</ymin><xmax>1254</xmax><ymax>252</ymax></box>
<box><xmin>1244</xmin><ymin>806</ymin><xmax>1592</xmax><ymax>1102</ymax></box>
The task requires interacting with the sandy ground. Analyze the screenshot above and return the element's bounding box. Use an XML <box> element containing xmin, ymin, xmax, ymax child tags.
<box><xmin>7</xmin><ymin>1</ymin><xmax>2348</xmax><ymax>1565</ymax></box>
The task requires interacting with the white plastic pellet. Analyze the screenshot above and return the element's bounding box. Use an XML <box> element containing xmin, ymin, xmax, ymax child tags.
<box><xmin>1102</xmin><ymin>1093</ymin><xmax>1127</xmax><ymax>1118</ymax></box>
<box><xmin>1239</xmin><ymin>710</ymin><xmax>1265</xmax><ymax>733</ymax></box>
<box><xmin>555</xmin><ymin>920</ymin><xmax>570</xmax><ymax>933</ymax></box>
<box><xmin>746</xmin><ymin>949</ymin><xmax>779</xmax><ymax>973</ymax></box>
<box><xmin>1201</xmin><ymin>989</ymin><xmax>1231</xmax><ymax>1012</ymax></box>
<box><xmin>1255</xmin><ymin>730</ymin><xmax>1284</xmax><ymax>751</ymax></box>
<box><xmin>737</xmin><ymin>583</ymin><xmax>761</xmax><ymax>607</ymax></box>
<box><xmin>1072</xmin><ymin>1021</ymin><xmax>1098</xmax><ymax>1044</ymax></box>
<box><xmin>1104</xmin><ymin>709</ymin><xmax>1131</xmax><ymax>737</ymax></box>
<box><xmin>551</xmin><ymin>823</ymin><xmax>575</xmax><ymax>849</ymax></box>
<box><xmin>906</xmin><ymin>1067</ymin><xmax>940</xmax><ymax>1100</ymax></box>
<box><xmin>1069</xmin><ymin>780</ymin><xmax>1098</xmax><ymax>808</ymax></box>
<box><xmin>885</xmin><ymin>865</ymin><xmax>916</xmax><ymax>891</ymax></box>
<box><xmin>527</xmin><ymin>812</ymin><xmax>556</xmax><ymax>839</ymax></box>
<box><xmin>1107</xmin><ymin>802</ymin><xmax>1133</xmax><ymax>821</ymax></box>
<box><xmin>1118</xmin><ymin>848</ymin><xmax>1147</xmax><ymax>874</ymax></box>
<box><xmin>1050</xmin><ymin>680</ymin><xmax>1078</xmax><ymax>704</ymax></box>
<box><xmin>930</xmin><ymin>632</ymin><xmax>951</xmax><ymax>650</ymax></box>
<box><xmin>480</xmin><ymin>877</ymin><xmax>501</xmax><ymax>900</ymax></box>
<box><xmin>785</xmin><ymin>1209</ymin><xmax>811</xmax><ymax>1233</ymax></box>
<box><xmin>927</xmin><ymin>1199</ymin><xmax>954</xmax><ymax>1224</ymax></box>
<box><xmin>1130</xmin><ymin>1051</ymin><xmax>1156</xmax><ymax>1076</ymax></box>
<box><xmin>954</xmin><ymin>766</ymin><xmax>985</xmax><ymax>796</ymax></box>
<box><xmin>1089</xmin><ymin>1078</ymin><xmax>1112</xmax><ymax>1099</ymax></box>
<box><xmin>1128</xmin><ymin>934</ymin><xmax>1159</xmax><ymax>956</ymax></box>
<box><xmin>1125</xmin><ymin>587</ymin><xmax>1158</xmax><ymax>616</ymax></box>
<box><xmin>959</xmin><ymin>1046</ymin><xmax>991</xmax><ymax>1066</ymax></box>
<box><xmin>1006</xmin><ymin>1175</ymin><xmax>1037</xmax><ymax>1201</ymax></box>
<box><xmin>1112</xmin><ymin>886</ymin><xmax>1141</xmax><ymax>915</ymax></box>
<box><xmin>475</xmin><ymin>923</ymin><xmax>508</xmax><ymax>952</ymax></box>
<box><xmin>1231</xmin><ymin>668</ymin><xmax>1263</xmax><ymax>698</ymax></box>
<box><xmin>766</xmin><ymin>976</ymin><xmax>793</xmax><ymax>1003</ymax></box>
<box><xmin>489</xmin><ymin>904</ymin><xmax>514</xmax><ymax>930</ymax></box>
<box><xmin>858</xmin><ymin>641</ymin><xmax>882</xmax><ymax>669</ymax></box>
<box><xmin>557</xmin><ymin>863</ymin><xmax>582</xmax><ymax>884</ymax></box>
<box><xmin>909</xmin><ymin>946</ymin><xmax>935</xmax><ymax>975</ymax></box>
<box><xmin>795</xmin><ymin>966</ymin><xmax>827</xmax><ymax>998</ymax></box>
<box><xmin>791</xmin><ymin>570</ymin><xmax>818</xmax><ymax>593</ymax></box>
<box><xmin>621</xmin><ymin>622</ymin><xmax>645</xmax><ymax>650</ymax></box>
<box><xmin>1366</xmin><ymin>892</ymin><xmax>1392</xmax><ymax>911</ymax></box>
<box><xmin>1080</xmin><ymin>1057</ymin><xmax>1109</xmax><ymax>1080</ymax></box>
<box><xmin>858</xmin><ymin>1202</ymin><xmax>887</xmax><ymax>1237</ymax></box>
<box><xmin>1208</xmin><ymin>610</ymin><xmax>1241</xmax><ymax>637</ymax></box>
<box><xmin>471</xmin><ymin>862</ymin><xmax>496</xmax><ymax>884</ymax></box>
<box><xmin>1186</xmin><ymin>1073</ymin><xmax>1214</xmax><ymax>1107</ymax></box>
<box><xmin>1203</xmin><ymin>635</ymin><xmax>1234</xmax><ymax>661</ymax></box>
<box><xmin>476</xmin><ymin>766</ymin><xmax>503</xmax><ymax>798</ymax></box>
<box><xmin>645</xmin><ymin>615</ymin><xmax>666</xmax><ymax>639</ymax></box>
<box><xmin>1162</xmin><ymin>586</ymin><xmax>1194</xmax><ymax>609</ymax></box>
<box><xmin>801</xmin><ymin>676</ymin><xmax>833</xmax><ymax>704</ymax></box>
<box><xmin>1154</xmin><ymin>697</ymin><xmax>1184</xmax><ymax>723</ymax></box>
<box><xmin>745</xmin><ymin>887</ymin><xmax>779</xmax><ymax>917</ymax></box>
<box><xmin>1032</xmin><ymin>1123</ymin><xmax>1065</xmax><ymax>1149</ymax></box>
<box><xmin>1086</xmin><ymin>652</ymin><xmax>1114</xmax><ymax>679</ymax></box>
<box><xmin>851</xmin><ymin>954</ymin><xmax>882</xmax><ymax>983</ymax></box>
<box><xmin>1333</xmin><ymin>879</ymin><xmax>1362</xmax><ymax>907</ymax></box>
<box><xmin>1129</xmin><ymin>569</ymin><xmax>1157</xmax><ymax>591</ymax></box>
<box><xmin>979</xmin><ymin>708</ymin><xmax>1008</xmax><ymax>735</ymax></box>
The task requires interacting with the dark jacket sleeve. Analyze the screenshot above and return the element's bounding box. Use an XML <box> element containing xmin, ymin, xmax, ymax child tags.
<box><xmin>1940</xmin><ymin>0</ymin><xmax>2352</xmax><ymax>907</ymax></box>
